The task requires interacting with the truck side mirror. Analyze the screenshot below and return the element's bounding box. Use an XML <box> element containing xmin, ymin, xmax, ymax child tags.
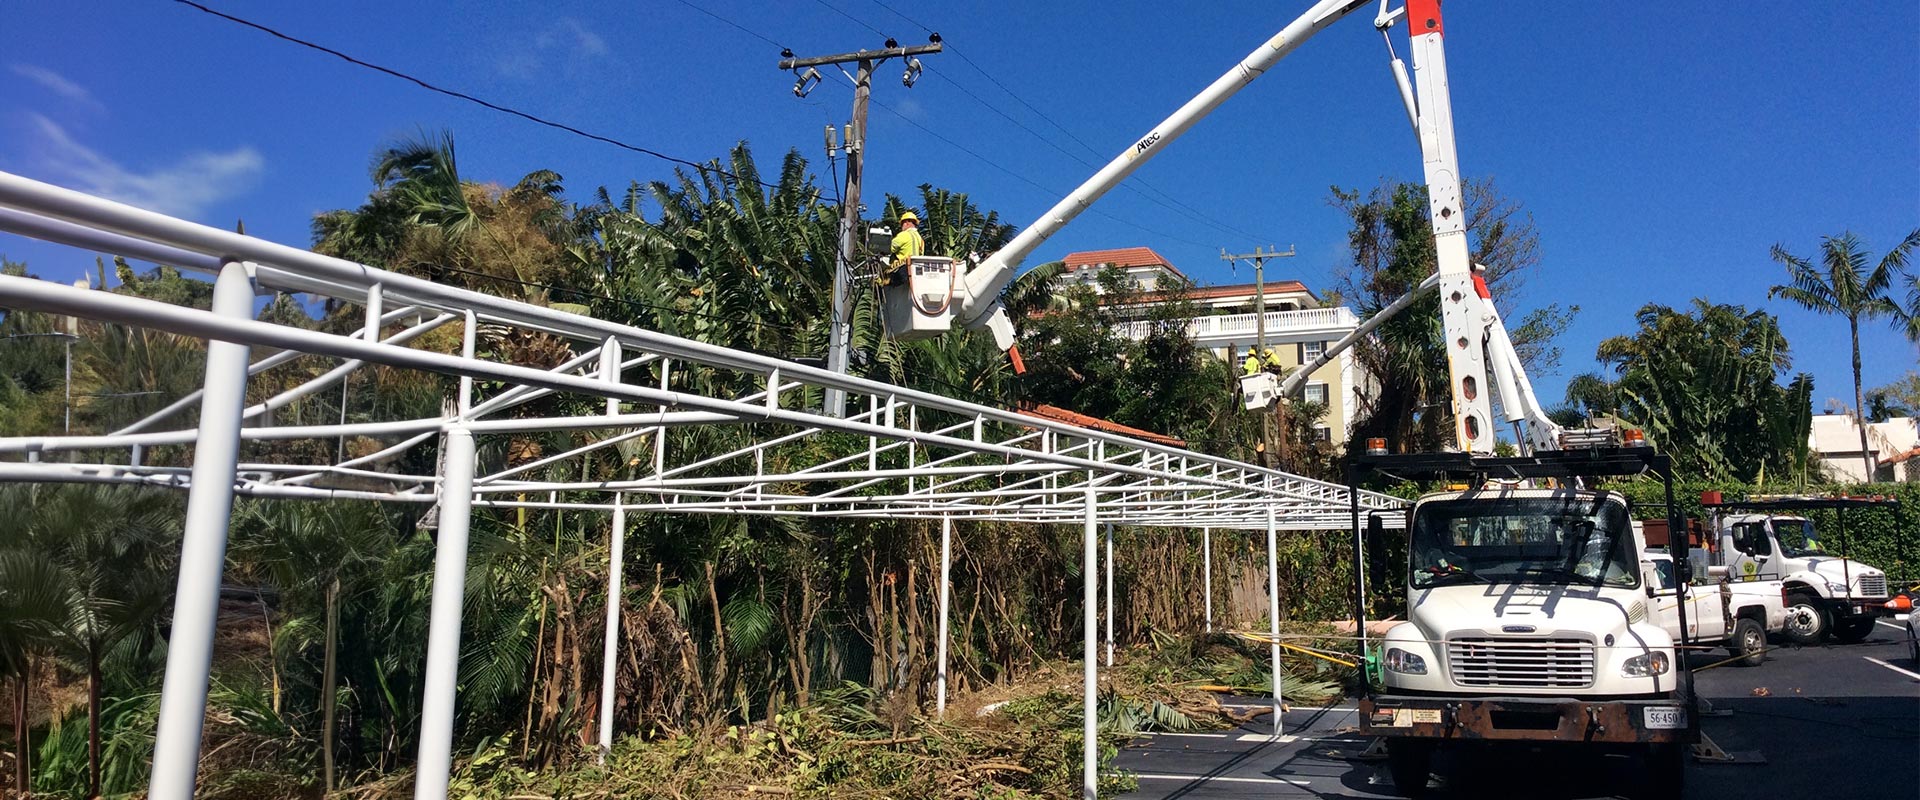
<box><xmin>1366</xmin><ymin>514</ymin><xmax>1389</xmax><ymax>588</ymax></box>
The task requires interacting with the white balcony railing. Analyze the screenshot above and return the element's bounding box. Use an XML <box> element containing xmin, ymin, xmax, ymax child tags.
<box><xmin>1113</xmin><ymin>306</ymin><xmax>1358</xmax><ymax>342</ymax></box>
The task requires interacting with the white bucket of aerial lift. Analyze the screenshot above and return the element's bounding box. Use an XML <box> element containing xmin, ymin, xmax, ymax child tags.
<box><xmin>882</xmin><ymin>255</ymin><xmax>960</xmax><ymax>337</ymax></box>
<box><xmin>1240</xmin><ymin>371</ymin><xmax>1280</xmax><ymax>410</ymax></box>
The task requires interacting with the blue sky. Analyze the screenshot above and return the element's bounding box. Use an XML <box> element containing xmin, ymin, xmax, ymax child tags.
<box><xmin>3</xmin><ymin>0</ymin><xmax>1915</xmax><ymax>409</ymax></box>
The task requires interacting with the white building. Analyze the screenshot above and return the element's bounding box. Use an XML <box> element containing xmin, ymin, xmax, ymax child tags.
<box><xmin>1808</xmin><ymin>413</ymin><xmax>1919</xmax><ymax>483</ymax></box>
<box><xmin>1059</xmin><ymin>247</ymin><xmax>1364</xmax><ymax>446</ymax></box>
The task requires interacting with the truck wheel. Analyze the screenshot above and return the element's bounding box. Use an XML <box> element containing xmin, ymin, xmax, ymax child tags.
<box><xmin>1728</xmin><ymin>618</ymin><xmax>1766</xmax><ymax>667</ymax></box>
<box><xmin>1638</xmin><ymin>743</ymin><xmax>1686</xmax><ymax>800</ymax></box>
<box><xmin>1384</xmin><ymin>739</ymin><xmax>1433</xmax><ymax>797</ymax></box>
<box><xmin>1831</xmin><ymin>617</ymin><xmax>1874</xmax><ymax>643</ymax></box>
<box><xmin>1782</xmin><ymin>594</ymin><xmax>1828</xmax><ymax>644</ymax></box>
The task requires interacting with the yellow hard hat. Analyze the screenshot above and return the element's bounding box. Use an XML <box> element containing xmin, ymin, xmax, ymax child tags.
<box><xmin>899</xmin><ymin>211</ymin><xmax>918</xmax><ymax>223</ymax></box>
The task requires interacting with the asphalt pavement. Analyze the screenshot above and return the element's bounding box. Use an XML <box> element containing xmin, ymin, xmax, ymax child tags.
<box><xmin>1114</xmin><ymin>622</ymin><xmax>1920</xmax><ymax>799</ymax></box>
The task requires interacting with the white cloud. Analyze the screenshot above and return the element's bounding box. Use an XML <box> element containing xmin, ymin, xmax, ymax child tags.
<box><xmin>10</xmin><ymin>64</ymin><xmax>105</xmax><ymax>114</ymax></box>
<box><xmin>540</xmin><ymin>18</ymin><xmax>608</xmax><ymax>57</ymax></box>
<box><xmin>23</xmin><ymin>113</ymin><xmax>263</xmax><ymax>219</ymax></box>
<box><xmin>499</xmin><ymin>17</ymin><xmax>610</xmax><ymax>78</ymax></box>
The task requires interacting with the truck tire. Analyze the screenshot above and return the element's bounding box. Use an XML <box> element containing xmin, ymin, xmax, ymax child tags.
<box><xmin>1385</xmin><ymin>739</ymin><xmax>1433</xmax><ymax>797</ymax></box>
<box><xmin>1782</xmin><ymin>593</ymin><xmax>1828</xmax><ymax>645</ymax></box>
<box><xmin>1728</xmin><ymin>617</ymin><xmax>1765</xmax><ymax>667</ymax></box>
<box><xmin>1638</xmin><ymin>743</ymin><xmax>1686</xmax><ymax>800</ymax></box>
<box><xmin>1831</xmin><ymin>617</ymin><xmax>1874</xmax><ymax>643</ymax></box>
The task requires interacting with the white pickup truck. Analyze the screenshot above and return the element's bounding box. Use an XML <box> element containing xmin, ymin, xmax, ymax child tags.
<box><xmin>1641</xmin><ymin>551</ymin><xmax>1784</xmax><ymax>667</ymax></box>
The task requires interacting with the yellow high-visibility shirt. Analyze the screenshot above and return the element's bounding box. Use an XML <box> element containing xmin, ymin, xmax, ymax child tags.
<box><xmin>891</xmin><ymin>227</ymin><xmax>925</xmax><ymax>267</ymax></box>
<box><xmin>1242</xmin><ymin>355</ymin><xmax>1263</xmax><ymax>376</ymax></box>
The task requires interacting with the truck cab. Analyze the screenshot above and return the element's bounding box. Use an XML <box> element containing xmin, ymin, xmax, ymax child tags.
<box><xmin>1714</xmin><ymin>514</ymin><xmax>1889</xmax><ymax>643</ymax></box>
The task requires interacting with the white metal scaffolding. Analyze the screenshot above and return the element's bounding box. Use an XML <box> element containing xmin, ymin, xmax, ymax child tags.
<box><xmin>0</xmin><ymin>171</ymin><xmax>1405</xmax><ymax>799</ymax></box>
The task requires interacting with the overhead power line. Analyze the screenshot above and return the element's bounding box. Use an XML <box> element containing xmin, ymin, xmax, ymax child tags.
<box><xmin>676</xmin><ymin>0</ymin><xmax>1212</xmax><ymax>249</ymax></box>
<box><xmin>861</xmin><ymin>0</ymin><xmax>1277</xmax><ymax>245</ymax></box>
<box><xmin>169</xmin><ymin>0</ymin><xmax>780</xmax><ymax>189</ymax></box>
<box><xmin>811</xmin><ymin>0</ymin><xmax>890</xmax><ymax>40</ymax></box>
<box><xmin>671</xmin><ymin>0</ymin><xmax>788</xmax><ymax>51</ymax></box>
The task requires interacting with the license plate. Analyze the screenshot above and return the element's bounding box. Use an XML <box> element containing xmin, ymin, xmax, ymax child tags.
<box><xmin>1643</xmin><ymin>707</ymin><xmax>1685</xmax><ymax>730</ymax></box>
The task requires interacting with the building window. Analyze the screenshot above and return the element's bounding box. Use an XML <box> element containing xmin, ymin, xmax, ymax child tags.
<box><xmin>1313</xmin><ymin>426</ymin><xmax>1332</xmax><ymax>443</ymax></box>
<box><xmin>1304</xmin><ymin>382</ymin><xmax>1328</xmax><ymax>405</ymax></box>
<box><xmin>1303</xmin><ymin>340</ymin><xmax>1326</xmax><ymax>362</ymax></box>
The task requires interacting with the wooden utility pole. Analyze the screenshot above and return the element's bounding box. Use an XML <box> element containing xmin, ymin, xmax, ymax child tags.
<box><xmin>1222</xmin><ymin>246</ymin><xmax>1296</xmax><ymax>466</ymax></box>
<box><xmin>780</xmin><ymin>40</ymin><xmax>942</xmax><ymax>417</ymax></box>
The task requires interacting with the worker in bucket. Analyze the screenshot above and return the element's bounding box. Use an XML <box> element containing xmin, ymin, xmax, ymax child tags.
<box><xmin>1242</xmin><ymin>348</ymin><xmax>1264</xmax><ymax>377</ymax></box>
<box><xmin>885</xmin><ymin>210</ymin><xmax>925</xmax><ymax>286</ymax></box>
<box><xmin>1263</xmin><ymin>346</ymin><xmax>1287</xmax><ymax>374</ymax></box>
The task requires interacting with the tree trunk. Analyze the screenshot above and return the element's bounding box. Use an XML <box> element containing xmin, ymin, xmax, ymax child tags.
<box><xmin>1851</xmin><ymin>317</ymin><xmax>1875</xmax><ymax>481</ymax></box>
<box><xmin>322</xmin><ymin>576</ymin><xmax>341</xmax><ymax>793</ymax></box>
<box><xmin>88</xmin><ymin>650</ymin><xmax>102</xmax><ymax>799</ymax></box>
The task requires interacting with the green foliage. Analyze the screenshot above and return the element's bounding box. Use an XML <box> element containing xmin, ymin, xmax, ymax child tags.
<box><xmin>1570</xmin><ymin>300</ymin><xmax>1813</xmax><ymax>484</ymax></box>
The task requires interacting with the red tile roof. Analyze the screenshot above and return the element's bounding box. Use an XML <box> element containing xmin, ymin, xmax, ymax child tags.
<box><xmin>1885</xmin><ymin>446</ymin><xmax>1920</xmax><ymax>466</ymax></box>
<box><xmin>1062</xmin><ymin>247</ymin><xmax>1188</xmax><ymax>280</ymax></box>
<box><xmin>1015</xmin><ymin>403</ymin><xmax>1187</xmax><ymax>448</ymax></box>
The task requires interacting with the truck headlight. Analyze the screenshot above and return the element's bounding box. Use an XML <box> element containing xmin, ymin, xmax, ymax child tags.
<box><xmin>1384</xmin><ymin>647</ymin><xmax>1427</xmax><ymax>675</ymax></box>
<box><xmin>1621</xmin><ymin>651</ymin><xmax>1670</xmax><ymax>677</ymax></box>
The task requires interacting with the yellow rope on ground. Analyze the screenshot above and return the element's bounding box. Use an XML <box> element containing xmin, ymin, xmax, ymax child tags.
<box><xmin>1224</xmin><ymin>630</ymin><xmax>1359</xmax><ymax>667</ymax></box>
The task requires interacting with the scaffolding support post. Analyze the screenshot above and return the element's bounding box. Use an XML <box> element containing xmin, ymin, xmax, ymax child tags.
<box><xmin>147</xmin><ymin>260</ymin><xmax>254</xmax><ymax>800</ymax></box>
<box><xmin>1202</xmin><ymin>527</ymin><xmax>1213</xmax><ymax>634</ymax></box>
<box><xmin>414</xmin><ymin>427</ymin><xmax>478</xmax><ymax>800</ymax></box>
<box><xmin>597</xmin><ymin>492</ymin><xmax>628</xmax><ymax>760</ymax></box>
<box><xmin>596</xmin><ymin>337</ymin><xmax>626</xmax><ymax>760</ymax></box>
<box><xmin>1081</xmin><ymin>486</ymin><xmax>1098</xmax><ymax>800</ymax></box>
<box><xmin>1104</xmin><ymin>523</ymin><xmax>1115</xmax><ymax>667</ymax></box>
<box><xmin>937</xmin><ymin>515</ymin><xmax>953</xmax><ymax>717</ymax></box>
<box><xmin>1267</xmin><ymin>503</ymin><xmax>1284</xmax><ymax>737</ymax></box>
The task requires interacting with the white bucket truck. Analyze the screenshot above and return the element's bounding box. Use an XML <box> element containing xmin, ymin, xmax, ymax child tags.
<box><xmin>1355</xmin><ymin>450</ymin><xmax>1695</xmax><ymax>800</ymax></box>
<box><xmin>1700</xmin><ymin>497</ymin><xmax>1899</xmax><ymax>644</ymax></box>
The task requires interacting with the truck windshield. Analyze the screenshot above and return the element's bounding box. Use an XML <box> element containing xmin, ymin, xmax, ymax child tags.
<box><xmin>1772</xmin><ymin>519</ymin><xmax>1826</xmax><ymax>557</ymax></box>
<box><xmin>1409</xmin><ymin>495</ymin><xmax>1637</xmax><ymax>589</ymax></box>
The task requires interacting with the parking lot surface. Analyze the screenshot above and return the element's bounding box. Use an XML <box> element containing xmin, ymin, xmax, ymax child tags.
<box><xmin>1114</xmin><ymin>623</ymin><xmax>1919</xmax><ymax>799</ymax></box>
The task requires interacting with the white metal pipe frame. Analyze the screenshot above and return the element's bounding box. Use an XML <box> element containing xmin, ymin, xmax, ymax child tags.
<box><xmin>0</xmin><ymin>167</ymin><xmax>1405</xmax><ymax>798</ymax></box>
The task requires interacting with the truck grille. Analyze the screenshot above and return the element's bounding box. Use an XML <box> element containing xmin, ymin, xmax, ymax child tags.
<box><xmin>1447</xmin><ymin>637</ymin><xmax>1595</xmax><ymax>689</ymax></box>
<box><xmin>1855</xmin><ymin>575</ymin><xmax>1887</xmax><ymax>598</ymax></box>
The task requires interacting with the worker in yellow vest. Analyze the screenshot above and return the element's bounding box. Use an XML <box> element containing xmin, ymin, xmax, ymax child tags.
<box><xmin>1263</xmin><ymin>346</ymin><xmax>1287</xmax><ymax>374</ymax></box>
<box><xmin>1242</xmin><ymin>351</ymin><xmax>1263</xmax><ymax>377</ymax></box>
<box><xmin>885</xmin><ymin>211</ymin><xmax>925</xmax><ymax>286</ymax></box>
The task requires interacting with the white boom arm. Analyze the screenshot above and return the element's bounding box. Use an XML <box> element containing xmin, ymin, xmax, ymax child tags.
<box><xmin>1402</xmin><ymin>0</ymin><xmax>1563</xmax><ymax>454</ymax></box>
<box><xmin>940</xmin><ymin>0</ymin><xmax>1374</xmax><ymax>349</ymax></box>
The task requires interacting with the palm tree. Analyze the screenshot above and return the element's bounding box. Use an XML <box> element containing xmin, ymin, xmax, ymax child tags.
<box><xmin>1900</xmin><ymin>267</ymin><xmax>1920</xmax><ymax>344</ymax></box>
<box><xmin>234</xmin><ymin>500</ymin><xmax>393</xmax><ymax>793</ymax></box>
<box><xmin>0</xmin><ymin>545</ymin><xmax>67</xmax><ymax>797</ymax></box>
<box><xmin>1768</xmin><ymin>230</ymin><xmax>1920</xmax><ymax>481</ymax></box>
<box><xmin>32</xmin><ymin>485</ymin><xmax>177</xmax><ymax>798</ymax></box>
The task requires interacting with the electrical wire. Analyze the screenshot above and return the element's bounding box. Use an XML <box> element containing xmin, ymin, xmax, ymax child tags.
<box><xmin>858</xmin><ymin>94</ymin><xmax>1213</xmax><ymax>249</ymax></box>
<box><xmin>862</xmin><ymin>0</ymin><xmax>1273</xmax><ymax>244</ymax></box>
<box><xmin>169</xmin><ymin>0</ymin><xmax>781</xmax><ymax>190</ymax></box>
<box><xmin>811</xmin><ymin>0</ymin><xmax>890</xmax><ymax>40</ymax></box>
<box><xmin>670</xmin><ymin>0</ymin><xmax>789</xmax><ymax>51</ymax></box>
<box><xmin>674</xmin><ymin>0</ymin><xmax>1214</xmax><ymax>249</ymax></box>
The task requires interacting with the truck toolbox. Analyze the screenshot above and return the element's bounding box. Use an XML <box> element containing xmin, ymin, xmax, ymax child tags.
<box><xmin>1359</xmin><ymin>694</ymin><xmax>1695</xmax><ymax>744</ymax></box>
